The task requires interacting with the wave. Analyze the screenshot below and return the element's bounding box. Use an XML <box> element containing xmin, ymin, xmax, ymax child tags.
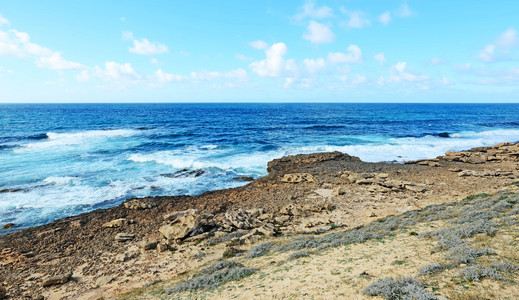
<box><xmin>15</xmin><ymin>129</ymin><xmax>139</xmax><ymax>152</ymax></box>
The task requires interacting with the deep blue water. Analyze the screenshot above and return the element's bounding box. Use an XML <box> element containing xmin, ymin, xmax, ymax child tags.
<box><xmin>1</xmin><ymin>103</ymin><xmax>519</xmax><ymax>233</ymax></box>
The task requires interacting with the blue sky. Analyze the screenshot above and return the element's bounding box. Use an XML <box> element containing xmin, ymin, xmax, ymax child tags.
<box><xmin>0</xmin><ymin>0</ymin><xmax>518</xmax><ymax>102</ymax></box>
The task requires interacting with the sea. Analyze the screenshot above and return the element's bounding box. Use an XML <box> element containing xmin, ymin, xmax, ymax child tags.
<box><xmin>1</xmin><ymin>103</ymin><xmax>519</xmax><ymax>233</ymax></box>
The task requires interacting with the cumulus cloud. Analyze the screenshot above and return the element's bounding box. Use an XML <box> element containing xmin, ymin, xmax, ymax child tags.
<box><xmin>389</xmin><ymin>61</ymin><xmax>428</xmax><ymax>82</ymax></box>
<box><xmin>0</xmin><ymin>27</ymin><xmax>84</xmax><ymax>70</ymax></box>
<box><xmin>477</xmin><ymin>44</ymin><xmax>495</xmax><ymax>62</ymax></box>
<box><xmin>303</xmin><ymin>57</ymin><xmax>326</xmax><ymax>74</ymax></box>
<box><xmin>249</xmin><ymin>40</ymin><xmax>268</xmax><ymax>50</ymax></box>
<box><xmin>0</xmin><ymin>14</ymin><xmax>9</xmax><ymax>26</ymax></box>
<box><xmin>250</xmin><ymin>42</ymin><xmax>295</xmax><ymax>77</ymax></box>
<box><xmin>129</xmin><ymin>38</ymin><xmax>169</xmax><ymax>55</ymax></box>
<box><xmin>155</xmin><ymin>69</ymin><xmax>187</xmax><ymax>83</ymax></box>
<box><xmin>496</xmin><ymin>28</ymin><xmax>517</xmax><ymax>47</ymax></box>
<box><xmin>327</xmin><ymin>45</ymin><xmax>363</xmax><ymax>64</ymax></box>
<box><xmin>302</xmin><ymin>21</ymin><xmax>335</xmax><ymax>44</ymax></box>
<box><xmin>395</xmin><ymin>4</ymin><xmax>413</xmax><ymax>18</ymax></box>
<box><xmin>476</xmin><ymin>28</ymin><xmax>517</xmax><ymax>63</ymax></box>
<box><xmin>379</xmin><ymin>12</ymin><xmax>391</xmax><ymax>25</ymax></box>
<box><xmin>94</xmin><ymin>61</ymin><xmax>142</xmax><ymax>81</ymax></box>
<box><xmin>294</xmin><ymin>0</ymin><xmax>334</xmax><ymax>21</ymax></box>
<box><xmin>373</xmin><ymin>52</ymin><xmax>386</xmax><ymax>65</ymax></box>
<box><xmin>341</xmin><ymin>9</ymin><xmax>370</xmax><ymax>29</ymax></box>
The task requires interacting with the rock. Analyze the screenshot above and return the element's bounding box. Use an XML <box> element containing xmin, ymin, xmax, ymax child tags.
<box><xmin>0</xmin><ymin>287</ymin><xmax>5</xmax><ymax>299</ymax></box>
<box><xmin>405</xmin><ymin>184</ymin><xmax>427</xmax><ymax>193</ymax></box>
<box><xmin>332</xmin><ymin>186</ymin><xmax>347</xmax><ymax>196</ymax></box>
<box><xmin>257</xmin><ymin>213</ymin><xmax>273</xmax><ymax>221</ymax></box>
<box><xmin>256</xmin><ymin>223</ymin><xmax>277</xmax><ymax>236</ymax></box>
<box><xmin>184</xmin><ymin>232</ymin><xmax>211</xmax><ymax>243</ymax></box>
<box><xmin>95</xmin><ymin>275</ymin><xmax>114</xmax><ymax>287</ymax></box>
<box><xmin>2</xmin><ymin>223</ymin><xmax>14</xmax><ymax>230</ymax></box>
<box><xmin>448</xmin><ymin>168</ymin><xmax>462</xmax><ymax>172</ymax></box>
<box><xmin>233</xmin><ymin>176</ymin><xmax>254</xmax><ymax>182</ymax></box>
<box><xmin>314</xmin><ymin>189</ymin><xmax>333</xmax><ymax>198</ymax></box>
<box><xmin>274</xmin><ymin>215</ymin><xmax>291</xmax><ymax>224</ymax></box>
<box><xmin>115</xmin><ymin>250</ymin><xmax>139</xmax><ymax>262</ymax></box>
<box><xmin>367</xmin><ymin>185</ymin><xmax>391</xmax><ymax>193</ymax></box>
<box><xmin>160</xmin><ymin>210</ymin><xmax>214</xmax><ymax>241</ymax></box>
<box><xmin>355</xmin><ymin>178</ymin><xmax>381</xmax><ymax>185</ymax></box>
<box><xmin>42</xmin><ymin>272</ymin><xmax>72</xmax><ymax>287</ymax></box>
<box><xmin>163</xmin><ymin>209</ymin><xmax>198</xmax><ymax>222</ymax></box>
<box><xmin>280</xmin><ymin>204</ymin><xmax>306</xmax><ymax>216</ymax></box>
<box><xmin>69</xmin><ymin>219</ymin><xmax>84</xmax><ymax>228</ymax></box>
<box><xmin>157</xmin><ymin>243</ymin><xmax>169</xmax><ymax>252</ymax></box>
<box><xmin>458</xmin><ymin>170</ymin><xmax>472</xmax><ymax>177</ymax></box>
<box><xmin>247</xmin><ymin>208</ymin><xmax>265</xmax><ymax>218</ymax></box>
<box><xmin>140</xmin><ymin>241</ymin><xmax>158</xmax><ymax>251</ymax></box>
<box><xmin>280</xmin><ymin>173</ymin><xmax>316</xmax><ymax>183</ymax></box>
<box><xmin>382</xmin><ymin>180</ymin><xmax>405</xmax><ymax>189</ymax></box>
<box><xmin>115</xmin><ymin>233</ymin><xmax>135</xmax><ymax>242</ymax></box>
<box><xmin>103</xmin><ymin>218</ymin><xmax>133</xmax><ymax>228</ymax></box>
<box><xmin>428</xmin><ymin>162</ymin><xmax>441</xmax><ymax>167</ymax></box>
<box><xmin>268</xmin><ymin>152</ymin><xmax>360</xmax><ymax>174</ymax></box>
<box><xmin>123</xmin><ymin>198</ymin><xmax>157</xmax><ymax>210</ymax></box>
<box><xmin>221</xmin><ymin>210</ymin><xmax>260</xmax><ymax>230</ymax></box>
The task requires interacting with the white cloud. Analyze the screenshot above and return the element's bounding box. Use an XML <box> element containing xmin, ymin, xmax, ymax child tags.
<box><xmin>302</xmin><ymin>21</ymin><xmax>335</xmax><ymax>44</ymax></box>
<box><xmin>250</xmin><ymin>42</ymin><xmax>294</xmax><ymax>77</ymax></box>
<box><xmin>341</xmin><ymin>9</ymin><xmax>370</xmax><ymax>29</ymax></box>
<box><xmin>129</xmin><ymin>38</ymin><xmax>169</xmax><ymax>55</ymax></box>
<box><xmin>150</xmin><ymin>58</ymin><xmax>160</xmax><ymax>65</ymax></box>
<box><xmin>327</xmin><ymin>45</ymin><xmax>363</xmax><ymax>64</ymax></box>
<box><xmin>496</xmin><ymin>28</ymin><xmax>517</xmax><ymax>47</ymax></box>
<box><xmin>76</xmin><ymin>70</ymin><xmax>90</xmax><ymax>82</ymax></box>
<box><xmin>395</xmin><ymin>4</ymin><xmax>413</xmax><ymax>17</ymax></box>
<box><xmin>155</xmin><ymin>69</ymin><xmax>186</xmax><ymax>83</ymax></box>
<box><xmin>379</xmin><ymin>12</ymin><xmax>391</xmax><ymax>25</ymax></box>
<box><xmin>294</xmin><ymin>1</ymin><xmax>334</xmax><ymax>21</ymax></box>
<box><xmin>0</xmin><ymin>14</ymin><xmax>9</xmax><ymax>26</ymax></box>
<box><xmin>0</xmin><ymin>28</ymin><xmax>84</xmax><ymax>70</ymax></box>
<box><xmin>476</xmin><ymin>44</ymin><xmax>496</xmax><ymax>62</ymax></box>
<box><xmin>249</xmin><ymin>40</ymin><xmax>268</xmax><ymax>50</ymax></box>
<box><xmin>454</xmin><ymin>63</ymin><xmax>472</xmax><ymax>71</ymax></box>
<box><xmin>303</xmin><ymin>57</ymin><xmax>326</xmax><ymax>74</ymax></box>
<box><xmin>235</xmin><ymin>53</ymin><xmax>253</xmax><ymax>61</ymax></box>
<box><xmin>374</xmin><ymin>52</ymin><xmax>386</xmax><ymax>65</ymax></box>
<box><xmin>190</xmin><ymin>68</ymin><xmax>248</xmax><ymax>81</ymax></box>
<box><xmin>37</xmin><ymin>52</ymin><xmax>83</xmax><ymax>70</ymax></box>
<box><xmin>389</xmin><ymin>61</ymin><xmax>428</xmax><ymax>82</ymax></box>
<box><xmin>95</xmin><ymin>61</ymin><xmax>142</xmax><ymax>81</ymax></box>
<box><xmin>440</xmin><ymin>77</ymin><xmax>452</xmax><ymax>85</ymax></box>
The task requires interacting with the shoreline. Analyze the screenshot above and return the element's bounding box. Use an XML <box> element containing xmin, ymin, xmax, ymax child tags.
<box><xmin>1</xmin><ymin>142</ymin><xmax>519</xmax><ymax>299</ymax></box>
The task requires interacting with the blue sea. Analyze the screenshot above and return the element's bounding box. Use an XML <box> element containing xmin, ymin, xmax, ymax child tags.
<box><xmin>1</xmin><ymin>103</ymin><xmax>519</xmax><ymax>233</ymax></box>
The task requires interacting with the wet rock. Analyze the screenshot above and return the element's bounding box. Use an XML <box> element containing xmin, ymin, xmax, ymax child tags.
<box><xmin>280</xmin><ymin>173</ymin><xmax>315</xmax><ymax>183</ymax></box>
<box><xmin>115</xmin><ymin>233</ymin><xmax>135</xmax><ymax>242</ymax></box>
<box><xmin>140</xmin><ymin>240</ymin><xmax>158</xmax><ymax>251</ymax></box>
<box><xmin>103</xmin><ymin>218</ymin><xmax>133</xmax><ymax>228</ymax></box>
<box><xmin>2</xmin><ymin>223</ymin><xmax>14</xmax><ymax>230</ymax></box>
<box><xmin>233</xmin><ymin>176</ymin><xmax>254</xmax><ymax>182</ymax></box>
<box><xmin>123</xmin><ymin>198</ymin><xmax>158</xmax><ymax>210</ymax></box>
<box><xmin>42</xmin><ymin>272</ymin><xmax>72</xmax><ymax>287</ymax></box>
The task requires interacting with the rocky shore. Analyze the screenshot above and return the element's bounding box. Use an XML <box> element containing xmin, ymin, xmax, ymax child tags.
<box><xmin>1</xmin><ymin>142</ymin><xmax>519</xmax><ymax>299</ymax></box>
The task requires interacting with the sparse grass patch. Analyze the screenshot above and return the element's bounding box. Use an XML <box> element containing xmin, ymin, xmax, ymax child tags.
<box><xmin>363</xmin><ymin>277</ymin><xmax>436</xmax><ymax>300</ymax></box>
<box><xmin>288</xmin><ymin>250</ymin><xmax>310</xmax><ymax>261</ymax></box>
<box><xmin>246</xmin><ymin>242</ymin><xmax>275</xmax><ymax>258</ymax></box>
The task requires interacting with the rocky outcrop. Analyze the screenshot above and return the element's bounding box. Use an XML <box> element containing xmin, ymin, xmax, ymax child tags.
<box><xmin>103</xmin><ymin>218</ymin><xmax>134</xmax><ymax>228</ymax></box>
<box><xmin>219</xmin><ymin>209</ymin><xmax>262</xmax><ymax>230</ymax></box>
<box><xmin>267</xmin><ymin>151</ymin><xmax>361</xmax><ymax>174</ymax></box>
<box><xmin>340</xmin><ymin>171</ymin><xmax>428</xmax><ymax>193</ymax></box>
<box><xmin>115</xmin><ymin>233</ymin><xmax>135</xmax><ymax>242</ymax></box>
<box><xmin>456</xmin><ymin>169</ymin><xmax>514</xmax><ymax>177</ymax></box>
<box><xmin>280</xmin><ymin>173</ymin><xmax>315</xmax><ymax>183</ymax></box>
<box><xmin>123</xmin><ymin>198</ymin><xmax>158</xmax><ymax>210</ymax></box>
<box><xmin>159</xmin><ymin>209</ymin><xmax>215</xmax><ymax>241</ymax></box>
<box><xmin>42</xmin><ymin>272</ymin><xmax>72</xmax><ymax>287</ymax></box>
<box><xmin>441</xmin><ymin>142</ymin><xmax>519</xmax><ymax>163</ymax></box>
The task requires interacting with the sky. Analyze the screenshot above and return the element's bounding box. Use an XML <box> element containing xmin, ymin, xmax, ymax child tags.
<box><xmin>0</xmin><ymin>0</ymin><xmax>519</xmax><ymax>103</ymax></box>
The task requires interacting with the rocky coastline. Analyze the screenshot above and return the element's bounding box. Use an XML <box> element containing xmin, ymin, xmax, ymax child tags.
<box><xmin>1</xmin><ymin>142</ymin><xmax>519</xmax><ymax>299</ymax></box>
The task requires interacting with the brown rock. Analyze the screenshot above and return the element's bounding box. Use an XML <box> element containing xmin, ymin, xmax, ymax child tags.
<box><xmin>103</xmin><ymin>218</ymin><xmax>133</xmax><ymax>228</ymax></box>
<box><xmin>160</xmin><ymin>213</ymin><xmax>200</xmax><ymax>240</ymax></box>
<box><xmin>42</xmin><ymin>272</ymin><xmax>72</xmax><ymax>287</ymax></box>
<box><xmin>280</xmin><ymin>173</ymin><xmax>316</xmax><ymax>183</ymax></box>
<box><xmin>367</xmin><ymin>185</ymin><xmax>391</xmax><ymax>193</ymax></box>
<box><xmin>157</xmin><ymin>243</ymin><xmax>169</xmax><ymax>252</ymax></box>
<box><xmin>140</xmin><ymin>241</ymin><xmax>158</xmax><ymax>250</ymax></box>
<box><xmin>274</xmin><ymin>215</ymin><xmax>291</xmax><ymax>224</ymax></box>
<box><xmin>280</xmin><ymin>204</ymin><xmax>306</xmax><ymax>216</ymax></box>
<box><xmin>163</xmin><ymin>209</ymin><xmax>198</xmax><ymax>222</ymax></box>
<box><xmin>448</xmin><ymin>168</ymin><xmax>462</xmax><ymax>172</ymax></box>
<box><xmin>221</xmin><ymin>209</ymin><xmax>260</xmax><ymax>230</ymax></box>
<box><xmin>115</xmin><ymin>233</ymin><xmax>135</xmax><ymax>242</ymax></box>
<box><xmin>405</xmin><ymin>184</ymin><xmax>427</xmax><ymax>193</ymax></box>
<box><xmin>123</xmin><ymin>198</ymin><xmax>157</xmax><ymax>210</ymax></box>
<box><xmin>332</xmin><ymin>186</ymin><xmax>347</xmax><ymax>196</ymax></box>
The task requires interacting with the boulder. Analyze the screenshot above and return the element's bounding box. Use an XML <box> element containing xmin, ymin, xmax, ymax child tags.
<box><xmin>157</xmin><ymin>243</ymin><xmax>169</xmax><ymax>252</ymax></box>
<box><xmin>103</xmin><ymin>218</ymin><xmax>133</xmax><ymax>228</ymax></box>
<box><xmin>123</xmin><ymin>198</ymin><xmax>157</xmax><ymax>210</ymax></box>
<box><xmin>280</xmin><ymin>173</ymin><xmax>315</xmax><ymax>183</ymax></box>
<box><xmin>160</xmin><ymin>209</ymin><xmax>215</xmax><ymax>241</ymax></box>
<box><xmin>115</xmin><ymin>250</ymin><xmax>139</xmax><ymax>262</ymax></box>
<box><xmin>140</xmin><ymin>241</ymin><xmax>158</xmax><ymax>251</ymax></box>
<box><xmin>115</xmin><ymin>233</ymin><xmax>135</xmax><ymax>242</ymax></box>
<box><xmin>42</xmin><ymin>272</ymin><xmax>72</xmax><ymax>287</ymax></box>
<box><xmin>163</xmin><ymin>209</ymin><xmax>198</xmax><ymax>222</ymax></box>
<box><xmin>220</xmin><ymin>210</ymin><xmax>260</xmax><ymax>230</ymax></box>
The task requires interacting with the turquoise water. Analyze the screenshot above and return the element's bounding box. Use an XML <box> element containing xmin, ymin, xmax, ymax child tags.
<box><xmin>1</xmin><ymin>103</ymin><xmax>519</xmax><ymax>232</ymax></box>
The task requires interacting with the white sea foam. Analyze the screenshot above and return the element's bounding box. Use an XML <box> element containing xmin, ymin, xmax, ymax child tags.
<box><xmin>16</xmin><ymin>129</ymin><xmax>139</xmax><ymax>152</ymax></box>
<box><xmin>43</xmin><ymin>176</ymin><xmax>78</xmax><ymax>186</ymax></box>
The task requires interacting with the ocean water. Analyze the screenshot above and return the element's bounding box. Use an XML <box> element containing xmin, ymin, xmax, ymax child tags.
<box><xmin>1</xmin><ymin>103</ymin><xmax>519</xmax><ymax>233</ymax></box>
